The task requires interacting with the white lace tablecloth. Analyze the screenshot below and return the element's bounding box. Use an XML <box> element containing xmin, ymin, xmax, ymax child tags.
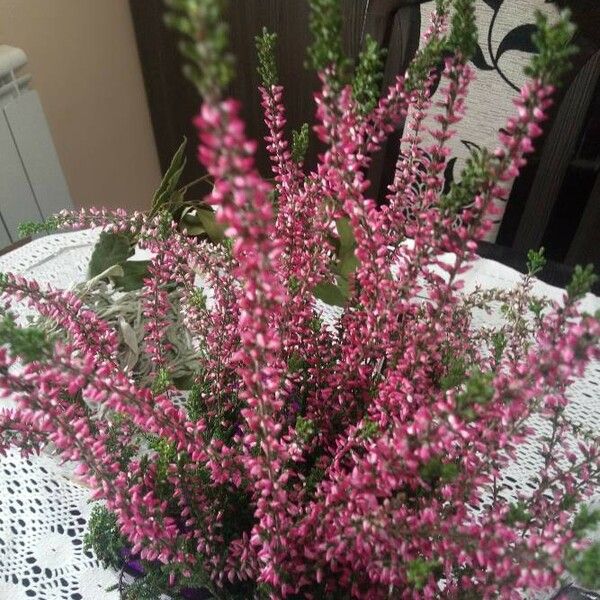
<box><xmin>0</xmin><ymin>230</ymin><xmax>599</xmax><ymax>599</ymax></box>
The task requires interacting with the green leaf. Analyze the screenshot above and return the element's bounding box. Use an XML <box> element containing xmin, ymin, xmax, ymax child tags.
<box><xmin>338</xmin><ymin>253</ymin><xmax>360</xmax><ymax>279</ymax></box>
<box><xmin>313</xmin><ymin>282</ymin><xmax>347</xmax><ymax>307</ymax></box>
<box><xmin>88</xmin><ymin>232</ymin><xmax>133</xmax><ymax>279</ymax></box>
<box><xmin>440</xmin><ymin>356</ymin><xmax>468</xmax><ymax>391</ymax></box>
<box><xmin>182</xmin><ymin>207</ymin><xmax>226</xmax><ymax>242</ymax></box>
<box><xmin>491</xmin><ymin>331</ymin><xmax>507</xmax><ymax>363</ymax></box>
<box><xmin>455</xmin><ymin>369</ymin><xmax>494</xmax><ymax>420</ymax></box>
<box><xmin>335</xmin><ymin>217</ymin><xmax>360</xmax><ymax>278</ymax></box>
<box><xmin>336</xmin><ymin>217</ymin><xmax>355</xmax><ymax>256</ymax></box>
<box><xmin>115</xmin><ymin>260</ymin><xmax>150</xmax><ymax>292</ymax></box>
<box><xmin>152</xmin><ymin>368</ymin><xmax>172</xmax><ymax>395</ymax></box>
<box><xmin>359</xmin><ymin>418</ymin><xmax>379</xmax><ymax>440</ymax></box>
<box><xmin>152</xmin><ymin>138</ymin><xmax>187</xmax><ymax>213</ymax></box>
<box><xmin>335</xmin><ymin>273</ymin><xmax>350</xmax><ymax>297</ymax></box>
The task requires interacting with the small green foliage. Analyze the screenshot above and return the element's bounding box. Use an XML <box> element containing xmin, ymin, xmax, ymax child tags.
<box><xmin>440</xmin><ymin>355</ymin><xmax>468</xmax><ymax>391</ymax></box>
<box><xmin>441</xmin><ymin>148</ymin><xmax>493</xmax><ymax>212</ymax></box>
<box><xmin>419</xmin><ymin>457</ymin><xmax>459</xmax><ymax>485</ymax></box>
<box><xmin>529</xmin><ymin>298</ymin><xmax>545</xmax><ymax>318</ymax></box>
<box><xmin>84</xmin><ymin>505</ymin><xmax>125</xmax><ymax>570</ymax></box>
<box><xmin>456</xmin><ymin>369</ymin><xmax>494</xmax><ymax>420</ymax></box>
<box><xmin>0</xmin><ymin>313</ymin><xmax>50</xmax><ymax>363</ymax></box>
<box><xmin>359</xmin><ymin>418</ymin><xmax>379</xmax><ymax>440</ymax></box>
<box><xmin>491</xmin><ymin>331</ymin><xmax>507</xmax><ymax>363</ymax></box>
<box><xmin>405</xmin><ymin>0</ymin><xmax>478</xmax><ymax>93</ymax></box>
<box><xmin>156</xmin><ymin>209</ymin><xmax>175</xmax><ymax>241</ymax></box>
<box><xmin>353</xmin><ymin>35</ymin><xmax>386</xmax><ymax>115</ymax></box>
<box><xmin>18</xmin><ymin>217</ymin><xmax>60</xmax><ymax>238</ymax></box>
<box><xmin>306</xmin><ymin>0</ymin><xmax>349</xmax><ymax>87</ymax></box>
<box><xmin>506</xmin><ymin>501</ymin><xmax>531</xmax><ymax>525</ymax></box>
<box><xmin>309</xmin><ymin>316</ymin><xmax>323</xmax><ymax>333</ymax></box>
<box><xmin>569</xmin><ymin>542</ymin><xmax>600</xmax><ymax>590</ymax></box>
<box><xmin>527</xmin><ymin>247</ymin><xmax>546</xmax><ymax>276</ymax></box>
<box><xmin>525</xmin><ymin>10</ymin><xmax>576</xmax><ymax>87</ymax></box>
<box><xmin>118</xmin><ymin>261</ymin><xmax>151</xmax><ymax>292</ymax></box>
<box><xmin>435</xmin><ymin>0</ymin><xmax>451</xmax><ymax>15</ymax></box>
<box><xmin>447</xmin><ymin>0</ymin><xmax>477</xmax><ymax>59</ymax></box>
<box><xmin>287</xmin><ymin>352</ymin><xmax>307</xmax><ymax>373</ymax></box>
<box><xmin>151</xmin><ymin>436</ymin><xmax>177</xmax><ymax>487</ymax></box>
<box><xmin>256</xmin><ymin>27</ymin><xmax>278</xmax><ymax>88</ymax></box>
<box><xmin>288</xmin><ymin>276</ymin><xmax>301</xmax><ymax>295</ymax></box>
<box><xmin>87</xmin><ymin>230</ymin><xmax>149</xmax><ymax>291</ymax></box>
<box><xmin>406</xmin><ymin>558</ymin><xmax>440</xmax><ymax>590</ymax></box>
<box><xmin>106</xmin><ymin>414</ymin><xmax>136</xmax><ymax>468</ymax></box>
<box><xmin>151</xmin><ymin>368</ymin><xmax>171</xmax><ymax>395</ymax></box>
<box><xmin>164</xmin><ymin>0</ymin><xmax>235</xmax><ymax>100</ymax></box>
<box><xmin>330</xmin><ymin>217</ymin><xmax>360</xmax><ymax>283</ymax></box>
<box><xmin>222</xmin><ymin>237</ymin><xmax>234</xmax><ymax>254</ymax></box>
<box><xmin>295</xmin><ymin>416</ymin><xmax>316</xmax><ymax>443</ymax></box>
<box><xmin>572</xmin><ymin>504</ymin><xmax>600</xmax><ymax>538</ymax></box>
<box><xmin>567</xmin><ymin>264</ymin><xmax>598</xmax><ymax>301</ymax></box>
<box><xmin>189</xmin><ymin>288</ymin><xmax>207</xmax><ymax>310</ymax></box>
<box><xmin>559</xmin><ymin>493</ymin><xmax>578</xmax><ymax>512</ymax></box>
<box><xmin>305</xmin><ymin>466</ymin><xmax>325</xmax><ymax>496</ymax></box>
<box><xmin>405</xmin><ymin>36</ymin><xmax>447</xmax><ymax>93</ymax></box>
<box><xmin>291</xmin><ymin>123</ymin><xmax>310</xmax><ymax>165</ymax></box>
<box><xmin>186</xmin><ymin>382</ymin><xmax>205</xmax><ymax>422</ymax></box>
<box><xmin>565</xmin><ymin>505</ymin><xmax>600</xmax><ymax>590</ymax></box>
<box><xmin>120</xmin><ymin>567</ymin><xmax>173</xmax><ymax>600</ymax></box>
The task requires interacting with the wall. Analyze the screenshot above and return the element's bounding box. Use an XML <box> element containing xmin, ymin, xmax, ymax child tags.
<box><xmin>0</xmin><ymin>0</ymin><xmax>161</xmax><ymax>211</ymax></box>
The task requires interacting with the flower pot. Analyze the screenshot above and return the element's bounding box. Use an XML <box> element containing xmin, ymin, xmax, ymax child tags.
<box><xmin>121</xmin><ymin>549</ymin><xmax>213</xmax><ymax>600</ymax></box>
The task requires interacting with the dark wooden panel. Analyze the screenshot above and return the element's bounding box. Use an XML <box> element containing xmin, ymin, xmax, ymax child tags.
<box><xmin>130</xmin><ymin>0</ymin><xmax>381</xmax><ymax>185</ymax></box>
<box><xmin>366</xmin><ymin>3</ymin><xmax>421</xmax><ymax>200</ymax></box>
<box><xmin>511</xmin><ymin>50</ymin><xmax>600</xmax><ymax>254</ymax></box>
<box><xmin>565</xmin><ymin>168</ymin><xmax>600</xmax><ymax>268</ymax></box>
<box><xmin>129</xmin><ymin>0</ymin><xmax>205</xmax><ymax>196</ymax></box>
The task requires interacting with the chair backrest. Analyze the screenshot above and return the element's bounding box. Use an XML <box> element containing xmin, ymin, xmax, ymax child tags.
<box><xmin>363</xmin><ymin>0</ymin><xmax>600</xmax><ymax>266</ymax></box>
<box><xmin>364</xmin><ymin>0</ymin><xmax>562</xmax><ymax>242</ymax></box>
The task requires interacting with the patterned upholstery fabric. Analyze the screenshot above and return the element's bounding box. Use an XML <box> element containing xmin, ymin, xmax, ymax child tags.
<box><xmin>417</xmin><ymin>0</ymin><xmax>559</xmax><ymax>241</ymax></box>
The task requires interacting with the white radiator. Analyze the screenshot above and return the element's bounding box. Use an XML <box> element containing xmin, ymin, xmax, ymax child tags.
<box><xmin>0</xmin><ymin>45</ymin><xmax>73</xmax><ymax>247</ymax></box>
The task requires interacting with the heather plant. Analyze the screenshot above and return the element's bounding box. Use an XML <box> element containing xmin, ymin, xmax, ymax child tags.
<box><xmin>1</xmin><ymin>0</ymin><xmax>600</xmax><ymax>598</ymax></box>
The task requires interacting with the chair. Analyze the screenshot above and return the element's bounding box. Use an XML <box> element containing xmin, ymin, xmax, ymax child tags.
<box><xmin>361</xmin><ymin>0</ymin><xmax>600</xmax><ymax>267</ymax></box>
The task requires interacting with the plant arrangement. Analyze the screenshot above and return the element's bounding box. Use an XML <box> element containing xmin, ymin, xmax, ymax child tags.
<box><xmin>1</xmin><ymin>0</ymin><xmax>600</xmax><ymax>598</ymax></box>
